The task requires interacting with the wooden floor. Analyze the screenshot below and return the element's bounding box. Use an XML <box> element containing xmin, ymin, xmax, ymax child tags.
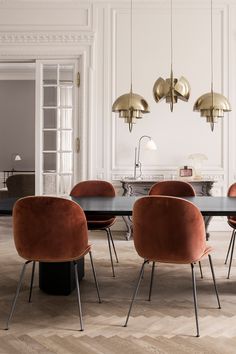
<box><xmin>1</xmin><ymin>217</ymin><xmax>236</xmax><ymax>353</ymax></box>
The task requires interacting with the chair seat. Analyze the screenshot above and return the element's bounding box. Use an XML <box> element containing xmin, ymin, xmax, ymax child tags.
<box><xmin>147</xmin><ymin>246</ymin><xmax>213</xmax><ymax>264</ymax></box>
<box><xmin>87</xmin><ymin>217</ymin><xmax>116</xmax><ymax>230</ymax></box>
<box><xmin>30</xmin><ymin>244</ymin><xmax>92</xmax><ymax>263</ymax></box>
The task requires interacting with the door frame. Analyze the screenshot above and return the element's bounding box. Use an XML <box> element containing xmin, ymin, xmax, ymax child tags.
<box><xmin>0</xmin><ymin>43</ymin><xmax>94</xmax><ymax>193</ymax></box>
<box><xmin>35</xmin><ymin>59</ymin><xmax>80</xmax><ymax>195</ymax></box>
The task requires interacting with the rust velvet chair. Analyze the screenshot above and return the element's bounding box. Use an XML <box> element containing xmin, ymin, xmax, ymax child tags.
<box><xmin>124</xmin><ymin>196</ymin><xmax>221</xmax><ymax>337</ymax></box>
<box><xmin>225</xmin><ymin>183</ymin><xmax>236</xmax><ymax>278</ymax></box>
<box><xmin>70</xmin><ymin>180</ymin><xmax>118</xmax><ymax>277</ymax></box>
<box><xmin>149</xmin><ymin>180</ymin><xmax>204</xmax><ymax>278</ymax></box>
<box><xmin>149</xmin><ymin>180</ymin><xmax>195</xmax><ymax>197</ymax></box>
<box><xmin>6</xmin><ymin>196</ymin><xmax>101</xmax><ymax>331</ymax></box>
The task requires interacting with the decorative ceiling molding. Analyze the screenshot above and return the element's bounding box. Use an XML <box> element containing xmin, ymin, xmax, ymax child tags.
<box><xmin>0</xmin><ymin>31</ymin><xmax>95</xmax><ymax>44</ymax></box>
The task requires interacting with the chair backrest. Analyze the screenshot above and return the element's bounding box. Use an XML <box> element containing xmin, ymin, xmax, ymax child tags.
<box><xmin>70</xmin><ymin>180</ymin><xmax>115</xmax><ymax>197</ymax></box>
<box><xmin>149</xmin><ymin>180</ymin><xmax>196</xmax><ymax>197</ymax></box>
<box><xmin>133</xmin><ymin>196</ymin><xmax>206</xmax><ymax>264</ymax></box>
<box><xmin>227</xmin><ymin>183</ymin><xmax>236</xmax><ymax>222</ymax></box>
<box><xmin>70</xmin><ymin>180</ymin><xmax>116</xmax><ymax>223</ymax></box>
<box><xmin>6</xmin><ymin>174</ymin><xmax>35</xmax><ymax>198</ymax></box>
<box><xmin>13</xmin><ymin>196</ymin><xmax>89</xmax><ymax>262</ymax></box>
<box><xmin>228</xmin><ymin>183</ymin><xmax>236</xmax><ymax>197</ymax></box>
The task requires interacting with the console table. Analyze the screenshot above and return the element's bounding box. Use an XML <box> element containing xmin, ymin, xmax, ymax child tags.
<box><xmin>120</xmin><ymin>178</ymin><xmax>215</xmax><ymax>240</ymax></box>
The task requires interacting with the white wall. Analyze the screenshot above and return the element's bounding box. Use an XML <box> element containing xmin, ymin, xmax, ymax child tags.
<box><xmin>94</xmin><ymin>1</ymin><xmax>233</xmax><ymax>191</ymax></box>
<box><xmin>0</xmin><ymin>0</ymin><xmax>235</xmax><ymax>230</ymax></box>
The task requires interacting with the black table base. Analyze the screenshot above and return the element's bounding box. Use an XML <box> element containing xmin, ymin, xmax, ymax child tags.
<box><xmin>39</xmin><ymin>258</ymin><xmax>84</xmax><ymax>295</ymax></box>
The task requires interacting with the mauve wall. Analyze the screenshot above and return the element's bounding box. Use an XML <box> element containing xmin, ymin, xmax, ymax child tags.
<box><xmin>0</xmin><ymin>80</ymin><xmax>35</xmax><ymax>170</ymax></box>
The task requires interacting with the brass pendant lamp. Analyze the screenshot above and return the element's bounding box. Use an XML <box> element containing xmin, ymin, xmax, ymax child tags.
<box><xmin>153</xmin><ymin>0</ymin><xmax>190</xmax><ymax>112</ymax></box>
<box><xmin>112</xmin><ymin>0</ymin><xmax>150</xmax><ymax>132</ymax></box>
<box><xmin>193</xmin><ymin>0</ymin><xmax>231</xmax><ymax>131</ymax></box>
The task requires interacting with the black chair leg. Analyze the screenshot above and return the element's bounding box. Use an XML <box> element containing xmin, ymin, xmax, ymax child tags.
<box><xmin>108</xmin><ymin>228</ymin><xmax>119</xmax><ymax>263</ymax></box>
<box><xmin>208</xmin><ymin>255</ymin><xmax>221</xmax><ymax>309</ymax></box>
<box><xmin>191</xmin><ymin>263</ymin><xmax>200</xmax><ymax>337</ymax></box>
<box><xmin>227</xmin><ymin>230</ymin><xmax>236</xmax><ymax>279</ymax></box>
<box><xmin>74</xmin><ymin>261</ymin><xmax>84</xmax><ymax>331</ymax></box>
<box><xmin>148</xmin><ymin>262</ymin><xmax>155</xmax><ymax>301</ymax></box>
<box><xmin>124</xmin><ymin>260</ymin><xmax>148</xmax><ymax>327</ymax></box>
<box><xmin>5</xmin><ymin>260</ymin><xmax>31</xmax><ymax>330</ymax></box>
<box><xmin>198</xmin><ymin>261</ymin><xmax>203</xmax><ymax>279</ymax></box>
<box><xmin>89</xmin><ymin>251</ymin><xmax>102</xmax><ymax>303</ymax></box>
<box><xmin>225</xmin><ymin>230</ymin><xmax>235</xmax><ymax>264</ymax></box>
<box><xmin>105</xmin><ymin>228</ymin><xmax>115</xmax><ymax>277</ymax></box>
<box><xmin>28</xmin><ymin>261</ymin><xmax>36</xmax><ymax>303</ymax></box>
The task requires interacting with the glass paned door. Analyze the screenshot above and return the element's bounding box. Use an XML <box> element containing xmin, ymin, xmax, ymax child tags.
<box><xmin>36</xmin><ymin>61</ymin><xmax>79</xmax><ymax>195</ymax></box>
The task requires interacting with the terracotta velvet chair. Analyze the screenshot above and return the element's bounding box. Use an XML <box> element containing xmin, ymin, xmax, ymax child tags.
<box><xmin>149</xmin><ymin>180</ymin><xmax>204</xmax><ymax>278</ymax></box>
<box><xmin>224</xmin><ymin>183</ymin><xmax>236</xmax><ymax>278</ymax></box>
<box><xmin>6</xmin><ymin>196</ymin><xmax>101</xmax><ymax>331</ymax></box>
<box><xmin>149</xmin><ymin>180</ymin><xmax>195</xmax><ymax>197</ymax></box>
<box><xmin>70</xmin><ymin>180</ymin><xmax>118</xmax><ymax>277</ymax></box>
<box><xmin>124</xmin><ymin>196</ymin><xmax>221</xmax><ymax>337</ymax></box>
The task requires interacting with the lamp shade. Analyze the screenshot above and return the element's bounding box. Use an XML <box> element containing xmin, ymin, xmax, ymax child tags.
<box><xmin>153</xmin><ymin>76</ymin><xmax>190</xmax><ymax>111</ymax></box>
<box><xmin>14</xmin><ymin>154</ymin><xmax>21</xmax><ymax>161</ymax></box>
<box><xmin>112</xmin><ymin>91</ymin><xmax>150</xmax><ymax>131</ymax></box>
<box><xmin>145</xmin><ymin>139</ymin><xmax>157</xmax><ymax>150</ymax></box>
<box><xmin>193</xmin><ymin>92</ymin><xmax>231</xmax><ymax>128</ymax></box>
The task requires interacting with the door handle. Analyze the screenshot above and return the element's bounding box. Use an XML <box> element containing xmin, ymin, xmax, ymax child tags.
<box><xmin>76</xmin><ymin>137</ymin><xmax>80</xmax><ymax>153</ymax></box>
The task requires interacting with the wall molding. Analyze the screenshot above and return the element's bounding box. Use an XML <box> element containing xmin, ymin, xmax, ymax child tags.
<box><xmin>0</xmin><ymin>31</ymin><xmax>95</xmax><ymax>44</ymax></box>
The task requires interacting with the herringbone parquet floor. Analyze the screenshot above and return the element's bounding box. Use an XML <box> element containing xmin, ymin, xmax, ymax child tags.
<box><xmin>1</xmin><ymin>216</ymin><xmax>236</xmax><ymax>353</ymax></box>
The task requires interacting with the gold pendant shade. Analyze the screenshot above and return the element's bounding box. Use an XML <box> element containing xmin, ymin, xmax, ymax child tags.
<box><xmin>152</xmin><ymin>0</ymin><xmax>190</xmax><ymax>112</ymax></box>
<box><xmin>112</xmin><ymin>90</ymin><xmax>150</xmax><ymax>132</ymax></box>
<box><xmin>193</xmin><ymin>92</ymin><xmax>231</xmax><ymax>131</ymax></box>
<box><xmin>112</xmin><ymin>0</ymin><xmax>150</xmax><ymax>132</ymax></box>
<box><xmin>153</xmin><ymin>74</ymin><xmax>190</xmax><ymax>112</ymax></box>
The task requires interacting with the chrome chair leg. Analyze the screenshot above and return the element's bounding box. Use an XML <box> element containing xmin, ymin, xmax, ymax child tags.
<box><xmin>225</xmin><ymin>230</ymin><xmax>235</xmax><ymax>264</ymax></box>
<box><xmin>108</xmin><ymin>227</ymin><xmax>119</xmax><ymax>263</ymax></box>
<box><xmin>227</xmin><ymin>230</ymin><xmax>236</xmax><ymax>279</ymax></box>
<box><xmin>105</xmin><ymin>228</ymin><xmax>115</xmax><ymax>277</ymax></box>
<box><xmin>28</xmin><ymin>261</ymin><xmax>36</xmax><ymax>303</ymax></box>
<box><xmin>198</xmin><ymin>261</ymin><xmax>203</xmax><ymax>279</ymax></box>
<box><xmin>5</xmin><ymin>260</ymin><xmax>31</xmax><ymax>330</ymax></box>
<box><xmin>191</xmin><ymin>263</ymin><xmax>200</xmax><ymax>337</ymax></box>
<box><xmin>89</xmin><ymin>251</ymin><xmax>102</xmax><ymax>303</ymax></box>
<box><xmin>208</xmin><ymin>255</ymin><xmax>221</xmax><ymax>309</ymax></box>
<box><xmin>124</xmin><ymin>260</ymin><xmax>148</xmax><ymax>327</ymax></box>
<box><xmin>74</xmin><ymin>261</ymin><xmax>84</xmax><ymax>331</ymax></box>
<box><xmin>148</xmin><ymin>262</ymin><xmax>155</xmax><ymax>301</ymax></box>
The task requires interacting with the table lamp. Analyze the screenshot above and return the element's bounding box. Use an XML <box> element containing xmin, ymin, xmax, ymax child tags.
<box><xmin>134</xmin><ymin>135</ymin><xmax>157</xmax><ymax>179</ymax></box>
<box><xmin>11</xmin><ymin>153</ymin><xmax>22</xmax><ymax>171</ymax></box>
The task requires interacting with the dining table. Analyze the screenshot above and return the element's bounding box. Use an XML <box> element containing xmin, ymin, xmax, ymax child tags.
<box><xmin>70</xmin><ymin>195</ymin><xmax>236</xmax><ymax>217</ymax></box>
<box><xmin>1</xmin><ymin>195</ymin><xmax>236</xmax><ymax>295</ymax></box>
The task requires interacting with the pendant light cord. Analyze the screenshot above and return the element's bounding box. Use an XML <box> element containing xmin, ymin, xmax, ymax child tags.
<box><xmin>210</xmin><ymin>0</ymin><xmax>214</xmax><ymax>130</ymax></box>
<box><xmin>210</xmin><ymin>0</ymin><xmax>213</xmax><ymax>94</ymax></box>
<box><xmin>170</xmin><ymin>0</ymin><xmax>173</xmax><ymax>73</ymax></box>
<box><xmin>130</xmin><ymin>0</ymin><xmax>133</xmax><ymax>92</ymax></box>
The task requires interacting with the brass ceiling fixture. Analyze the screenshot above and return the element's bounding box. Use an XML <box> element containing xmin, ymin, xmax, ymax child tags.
<box><xmin>193</xmin><ymin>0</ymin><xmax>231</xmax><ymax>131</ymax></box>
<box><xmin>112</xmin><ymin>0</ymin><xmax>150</xmax><ymax>132</ymax></box>
<box><xmin>153</xmin><ymin>0</ymin><xmax>190</xmax><ymax>112</ymax></box>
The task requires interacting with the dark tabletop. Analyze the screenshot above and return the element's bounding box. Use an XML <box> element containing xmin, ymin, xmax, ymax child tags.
<box><xmin>2</xmin><ymin>196</ymin><xmax>236</xmax><ymax>217</ymax></box>
<box><xmin>71</xmin><ymin>196</ymin><xmax>236</xmax><ymax>217</ymax></box>
<box><xmin>0</xmin><ymin>198</ymin><xmax>17</xmax><ymax>215</ymax></box>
